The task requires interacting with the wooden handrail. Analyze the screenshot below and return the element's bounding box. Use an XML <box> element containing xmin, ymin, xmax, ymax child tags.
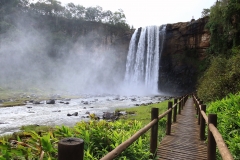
<box><xmin>200</xmin><ymin>110</ymin><xmax>208</xmax><ymax>124</ymax></box>
<box><xmin>209</xmin><ymin>124</ymin><xmax>234</xmax><ymax>160</ymax></box>
<box><xmin>193</xmin><ymin>94</ymin><xmax>234</xmax><ymax>160</ymax></box>
<box><xmin>58</xmin><ymin>95</ymin><xmax>188</xmax><ymax>159</ymax></box>
<box><xmin>100</xmin><ymin>96</ymin><xmax>187</xmax><ymax>159</ymax></box>
<box><xmin>100</xmin><ymin>117</ymin><xmax>158</xmax><ymax>160</ymax></box>
<box><xmin>100</xmin><ymin>108</ymin><xmax>171</xmax><ymax>160</ymax></box>
<box><xmin>58</xmin><ymin>94</ymin><xmax>234</xmax><ymax>159</ymax></box>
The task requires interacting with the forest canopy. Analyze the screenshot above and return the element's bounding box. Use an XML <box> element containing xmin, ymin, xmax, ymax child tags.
<box><xmin>0</xmin><ymin>0</ymin><xmax>129</xmax><ymax>27</ymax></box>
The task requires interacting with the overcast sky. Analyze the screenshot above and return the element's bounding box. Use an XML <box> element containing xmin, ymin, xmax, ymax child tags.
<box><xmin>58</xmin><ymin>0</ymin><xmax>216</xmax><ymax>28</ymax></box>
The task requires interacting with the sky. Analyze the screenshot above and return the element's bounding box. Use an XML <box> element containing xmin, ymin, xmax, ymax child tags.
<box><xmin>57</xmin><ymin>0</ymin><xmax>216</xmax><ymax>28</ymax></box>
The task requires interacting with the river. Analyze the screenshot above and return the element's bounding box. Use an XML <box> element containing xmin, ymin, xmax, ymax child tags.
<box><xmin>0</xmin><ymin>94</ymin><xmax>167</xmax><ymax>136</ymax></box>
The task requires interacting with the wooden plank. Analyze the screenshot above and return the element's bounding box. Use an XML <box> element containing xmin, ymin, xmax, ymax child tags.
<box><xmin>157</xmin><ymin>98</ymin><xmax>207</xmax><ymax>160</ymax></box>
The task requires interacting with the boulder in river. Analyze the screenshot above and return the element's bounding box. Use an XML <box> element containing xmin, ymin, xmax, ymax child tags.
<box><xmin>131</xmin><ymin>98</ymin><xmax>137</xmax><ymax>101</ymax></box>
<box><xmin>67</xmin><ymin>112</ymin><xmax>78</xmax><ymax>116</ymax></box>
<box><xmin>33</xmin><ymin>101</ymin><xmax>41</xmax><ymax>104</ymax></box>
<box><xmin>52</xmin><ymin>110</ymin><xmax>61</xmax><ymax>112</ymax></box>
<box><xmin>72</xmin><ymin>112</ymin><xmax>78</xmax><ymax>116</ymax></box>
<box><xmin>103</xmin><ymin>112</ymin><xmax>118</xmax><ymax>121</ymax></box>
<box><xmin>46</xmin><ymin>99</ymin><xmax>55</xmax><ymax>104</ymax></box>
<box><xmin>83</xmin><ymin>101</ymin><xmax>89</xmax><ymax>105</ymax></box>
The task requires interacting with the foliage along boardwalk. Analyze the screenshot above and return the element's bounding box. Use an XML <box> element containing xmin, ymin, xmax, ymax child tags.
<box><xmin>157</xmin><ymin>98</ymin><xmax>207</xmax><ymax>160</ymax></box>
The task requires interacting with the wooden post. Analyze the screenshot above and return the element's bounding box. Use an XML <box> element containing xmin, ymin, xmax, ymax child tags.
<box><xmin>184</xmin><ymin>95</ymin><xmax>188</xmax><ymax>105</ymax></box>
<box><xmin>181</xmin><ymin>97</ymin><xmax>184</xmax><ymax>110</ymax></box>
<box><xmin>58</xmin><ymin>138</ymin><xmax>84</xmax><ymax>160</ymax></box>
<box><xmin>166</xmin><ymin>101</ymin><xmax>173</xmax><ymax>135</ymax></box>
<box><xmin>178</xmin><ymin>99</ymin><xmax>181</xmax><ymax>115</ymax></box>
<box><xmin>207</xmin><ymin>114</ymin><xmax>217</xmax><ymax>160</ymax></box>
<box><xmin>150</xmin><ymin>108</ymin><xmax>159</xmax><ymax>158</ymax></box>
<box><xmin>196</xmin><ymin>99</ymin><xmax>200</xmax><ymax>115</ymax></box>
<box><xmin>200</xmin><ymin>105</ymin><xmax>206</xmax><ymax>140</ymax></box>
<box><xmin>198</xmin><ymin>100</ymin><xmax>203</xmax><ymax>125</ymax></box>
<box><xmin>173</xmin><ymin>99</ymin><xmax>177</xmax><ymax>122</ymax></box>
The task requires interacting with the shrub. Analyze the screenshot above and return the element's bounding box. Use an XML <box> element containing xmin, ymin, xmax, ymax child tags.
<box><xmin>197</xmin><ymin>56</ymin><xmax>228</xmax><ymax>101</ymax></box>
<box><xmin>197</xmin><ymin>53</ymin><xmax>240</xmax><ymax>102</ymax></box>
<box><xmin>0</xmin><ymin>120</ymin><xmax>152</xmax><ymax>160</ymax></box>
<box><xmin>207</xmin><ymin>93</ymin><xmax>240</xmax><ymax>159</ymax></box>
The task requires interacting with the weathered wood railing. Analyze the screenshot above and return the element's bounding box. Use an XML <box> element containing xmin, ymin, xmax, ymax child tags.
<box><xmin>193</xmin><ymin>94</ymin><xmax>234</xmax><ymax>160</ymax></box>
<box><xmin>57</xmin><ymin>94</ymin><xmax>234</xmax><ymax>160</ymax></box>
<box><xmin>57</xmin><ymin>96</ymin><xmax>188</xmax><ymax>160</ymax></box>
<box><xmin>100</xmin><ymin>96</ymin><xmax>188</xmax><ymax>160</ymax></box>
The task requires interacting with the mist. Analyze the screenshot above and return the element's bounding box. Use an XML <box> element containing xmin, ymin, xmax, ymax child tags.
<box><xmin>0</xmin><ymin>13</ymin><xmax>129</xmax><ymax>96</ymax></box>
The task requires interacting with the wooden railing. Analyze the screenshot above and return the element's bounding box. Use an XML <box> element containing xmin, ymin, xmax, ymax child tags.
<box><xmin>57</xmin><ymin>94</ymin><xmax>234</xmax><ymax>160</ymax></box>
<box><xmin>193</xmin><ymin>94</ymin><xmax>234</xmax><ymax>160</ymax></box>
<box><xmin>57</xmin><ymin>96</ymin><xmax>188</xmax><ymax>160</ymax></box>
<box><xmin>100</xmin><ymin>96</ymin><xmax>188</xmax><ymax>160</ymax></box>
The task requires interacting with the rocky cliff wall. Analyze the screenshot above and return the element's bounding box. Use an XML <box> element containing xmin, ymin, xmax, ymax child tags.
<box><xmin>159</xmin><ymin>17</ymin><xmax>210</xmax><ymax>95</ymax></box>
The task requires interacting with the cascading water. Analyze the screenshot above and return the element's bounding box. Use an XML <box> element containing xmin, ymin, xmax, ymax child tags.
<box><xmin>124</xmin><ymin>25</ymin><xmax>166</xmax><ymax>94</ymax></box>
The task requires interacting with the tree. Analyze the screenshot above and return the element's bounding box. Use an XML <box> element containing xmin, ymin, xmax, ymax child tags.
<box><xmin>65</xmin><ymin>3</ymin><xmax>85</xmax><ymax>19</ymax></box>
<box><xmin>206</xmin><ymin>0</ymin><xmax>240</xmax><ymax>55</ymax></box>
<box><xmin>85</xmin><ymin>6</ymin><xmax>103</xmax><ymax>22</ymax></box>
<box><xmin>101</xmin><ymin>10</ymin><xmax>113</xmax><ymax>23</ymax></box>
<box><xmin>201</xmin><ymin>8</ymin><xmax>210</xmax><ymax>17</ymax></box>
<box><xmin>110</xmin><ymin>9</ymin><xmax>126</xmax><ymax>24</ymax></box>
<box><xmin>32</xmin><ymin>0</ymin><xmax>64</xmax><ymax>16</ymax></box>
<box><xmin>75</xmin><ymin>4</ymin><xmax>85</xmax><ymax>19</ymax></box>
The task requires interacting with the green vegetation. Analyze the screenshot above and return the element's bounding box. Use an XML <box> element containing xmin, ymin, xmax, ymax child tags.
<box><xmin>197</xmin><ymin>1</ymin><xmax>240</xmax><ymax>159</ymax></box>
<box><xmin>0</xmin><ymin>0</ymin><xmax>130</xmax><ymax>30</ymax></box>
<box><xmin>119</xmin><ymin>101</ymin><xmax>168</xmax><ymax>125</ymax></box>
<box><xmin>0</xmin><ymin>121</ymin><xmax>150</xmax><ymax>160</ymax></box>
<box><xmin>198</xmin><ymin>0</ymin><xmax>240</xmax><ymax>102</ymax></box>
<box><xmin>205</xmin><ymin>0</ymin><xmax>240</xmax><ymax>55</ymax></box>
<box><xmin>119</xmin><ymin>101</ymin><xmax>168</xmax><ymax>142</ymax></box>
<box><xmin>197</xmin><ymin>54</ymin><xmax>240</xmax><ymax>102</ymax></box>
<box><xmin>207</xmin><ymin>93</ymin><xmax>240</xmax><ymax>159</ymax></box>
<box><xmin>0</xmin><ymin>101</ymin><xmax>168</xmax><ymax>159</ymax></box>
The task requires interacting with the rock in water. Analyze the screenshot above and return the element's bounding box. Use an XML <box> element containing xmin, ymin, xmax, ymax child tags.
<box><xmin>46</xmin><ymin>99</ymin><xmax>55</xmax><ymax>104</ymax></box>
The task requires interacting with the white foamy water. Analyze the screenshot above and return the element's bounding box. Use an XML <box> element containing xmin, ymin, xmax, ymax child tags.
<box><xmin>0</xmin><ymin>95</ymin><xmax>166</xmax><ymax>136</ymax></box>
<box><xmin>124</xmin><ymin>25</ymin><xmax>166</xmax><ymax>93</ymax></box>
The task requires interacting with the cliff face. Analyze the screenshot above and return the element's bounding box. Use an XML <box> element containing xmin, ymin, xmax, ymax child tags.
<box><xmin>159</xmin><ymin>17</ymin><xmax>210</xmax><ymax>95</ymax></box>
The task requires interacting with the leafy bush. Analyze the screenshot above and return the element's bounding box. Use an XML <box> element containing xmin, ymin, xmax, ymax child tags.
<box><xmin>0</xmin><ymin>120</ymin><xmax>153</xmax><ymax>160</ymax></box>
<box><xmin>207</xmin><ymin>93</ymin><xmax>240</xmax><ymax>159</ymax></box>
<box><xmin>197</xmin><ymin>53</ymin><xmax>240</xmax><ymax>102</ymax></box>
<box><xmin>197</xmin><ymin>56</ymin><xmax>228</xmax><ymax>101</ymax></box>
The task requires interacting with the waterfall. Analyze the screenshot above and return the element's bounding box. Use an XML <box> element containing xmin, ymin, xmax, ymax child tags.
<box><xmin>124</xmin><ymin>25</ymin><xmax>166</xmax><ymax>94</ymax></box>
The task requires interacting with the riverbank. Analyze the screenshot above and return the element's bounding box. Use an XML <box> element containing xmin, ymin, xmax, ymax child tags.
<box><xmin>0</xmin><ymin>93</ymin><xmax>169</xmax><ymax>136</ymax></box>
<box><xmin>0</xmin><ymin>98</ymin><xmax>170</xmax><ymax>159</ymax></box>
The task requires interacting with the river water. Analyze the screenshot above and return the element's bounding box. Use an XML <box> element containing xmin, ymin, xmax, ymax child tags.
<box><xmin>0</xmin><ymin>95</ymin><xmax>167</xmax><ymax>136</ymax></box>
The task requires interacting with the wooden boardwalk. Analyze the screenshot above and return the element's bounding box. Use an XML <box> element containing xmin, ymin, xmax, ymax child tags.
<box><xmin>157</xmin><ymin>98</ymin><xmax>207</xmax><ymax>160</ymax></box>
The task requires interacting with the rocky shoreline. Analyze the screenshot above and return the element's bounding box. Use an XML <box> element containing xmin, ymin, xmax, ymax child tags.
<box><xmin>0</xmin><ymin>94</ymin><xmax>171</xmax><ymax>136</ymax></box>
